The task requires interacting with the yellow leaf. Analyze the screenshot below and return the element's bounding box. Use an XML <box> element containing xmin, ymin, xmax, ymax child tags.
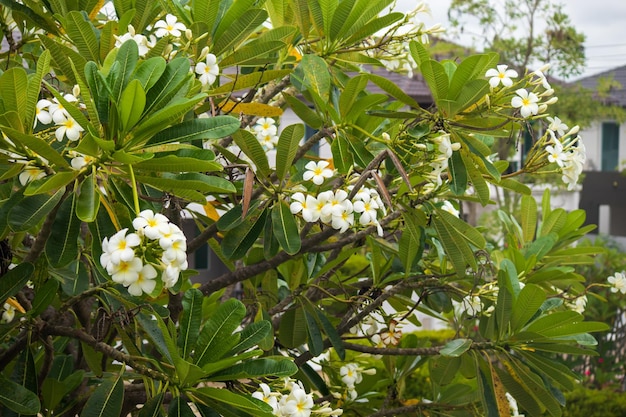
<box><xmin>220</xmin><ymin>100</ymin><xmax>284</xmax><ymax>117</ymax></box>
<box><xmin>203</xmin><ymin>201</ymin><xmax>221</xmax><ymax>222</ymax></box>
<box><xmin>5</xmin><ymin>297</ymin><xmax>25</xmax><ymax>314</ymax></box>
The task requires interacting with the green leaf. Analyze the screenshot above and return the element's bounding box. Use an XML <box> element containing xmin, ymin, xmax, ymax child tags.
<box><xmin>31</xmin><ymin>278</ymin><xmax>59</xmax><ymax>316</ymax></box>
<box><xmin>119</xmin><ymin>79</ymin><xmax>146</xmax><ymax>132</ymax></box>
<box><xmin>294</xmin><ymin>54</ymin><xmax>330</xmax><ymax>102</ymax></box>
<box><xmin>188</xmin><ymin>387</ymin><xmax>274</xmax><ymax>417</ymax></box>
<box><xmin>2</xmin><ymin>126</ymin><xmax>69</xmax><ymax>168</ymax></box>
<box><xmin>448</xmin><ymin>151</ymin><xmax>467</xmax><ymax>195</ymax></box>
<box><xmin>9</xmin><ymin>187</ymin><xmax>65</xmax><ymax>232</ymax></box>
<box><xmin>209</xmin><ymin>69</ymin><xmax>291</xmax><ymax>96</ymax></box>
<box><xmin>146</xmin><ymin>116</ymin><xmax>241</xmax><ymax>147</ymax></box>
<box><xmin>76</xmin><ymin>173</ymin><xmax>101</xmax><ymax>222</ymax></box>
<box><xmin>46</xmin><ymin>192</ymin><xmax>81</xmax><ymax>267</ymax></box>
<box><xmin>420</xmin><ymin>60</ymin><xmax>449</xmax><ymax>103</ymax></box>
<box><xmin>315</xmin><ymin>307</ymin><xmax>345</xmax><ymax>360</ymax></box>
<box><xmin>0</xmin><ymin>373</ymin><xmax>40</xmax><ymax>414</ymax></box>
<box><xmin>330</xmin><ymin>134</ymin><xmax>353</xmax><ymax>174</ymax></box>
<box><xmin>228</xmin><ymin>320</ymin><xmax>272</xmax><ymax>355</ymax></box>
<box><xmin>168</xmin><ymin>396</ymin><xmax>197</xmax><ymax>417</ymax></box>
<box><xmin>304</xmin><ymin>308</ymin><xmax>324</xmax><ymax>356</ymax></box>
<box><xmin>0</xmin><ymin>68</ymin><xmax>28</xmax><ymax>126</ymax></box>
<box><xmin>213</xmin><ymin>8</ymin><xmax>268</xmax><ymax>56</ymax></box>
<box><xmin>364</xmin><ymin>73</ymin><xmax>421</xmax><ymax>108</ymax></box>
<box><xmin>65</xmin><ymin>11</ymin><xmax>100</xmax><ymax>63</ymax></box>
<box><xmin>178</xmin><ymin>288</ymin><xmax>203</xmax><ymax>359</ymax></box>
<box><xmin>520</xmin><ymin>194</ymin><xmax>537</xmax><ymax>244</ymax></box>
<box><xmin>271</xmin><ymin>201</ymin><xmax>301</xmax><ymax>255</ymax></box>
<box><xmin>210</xmin><ymin>357</ymin><xmax>298</xmax><ymax>381</ymax></box>
<box><xmin>138</xmin><ymin>393</ymin><xmax>165</xmax><ymax>417</ymax></box>
<box><xmin>134</xmin><ymin>155</ymin><xmax>223</xmax><ymax>173</ymax></box>
<box><xmin>81</xmin><ymin>372</ymin><xmax>124</xmax><ymax>417</ymax></box>
<box><xmin>510</xmin><ymin>284</ymin><xmax>546</xmax><ymax>333</ymax></box>
<box><xmin>26</xmin><ymin>49</ymin><xmax>51</xmax><ymax>132</ymax></box>
<box><xmin>24</xmin><ymin>171</ymin><xmax>78</xmax><ymax>196</ymax></box>
<box><xmin>221</xmin><ymin>208</ymin><xmax>267</xmax><ymax>259</ymax></box>
<box><xmin>231</xmin><ymin>129</ymin><xmax>271</xmax><ymax>178</ymax></box>
<box><xmin>195</xmin><ymin>299</ymin><xmax>246</xmax><ymax>367</ymax></box>
<box><xmin>440</xmin><ymin>338</ymin><xmax>472</xmax><ymax>357</ymax></box>
<box><xmin>132</xmin><ymin>57</ymin><xmax>167</xmax><ymax>91</ymax></box>
<box><xmin>144</xmin><ymin>57</ymin><xmax>192</xmax><ymax>115</ymax></box>
<box><xmin>275</xmin><ymin>124</ymin><xmax>305</xmax><ymax>181</ymax></box>
<box><xmin>282</xmin><ymin>92</ymin><xmax>323</xmax><ymax>129</ymax></box>
<box><xmin>136</xmin><ymin>312</ymin><xmax>176</xmax><ymax>364</ymax></box>
<box><xmin>0</xmin><ymin>262</ymin><xmax>34</xmax><ymax>310</ymax></box>
<box><xmin>278</xmin><ymin>306</ymin><xmax>307</xmax><ymax>348</ymax></box>
<box><xmin>430</xmin><ymin>356</ymin><xmax>461</xmax><ymax>386</ymax></box>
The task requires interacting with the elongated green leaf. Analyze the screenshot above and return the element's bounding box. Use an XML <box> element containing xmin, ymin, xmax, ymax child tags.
<box><xmin>420</xmin><ymin>60</ymin><xmax>449</xmax><ymax>103</ymax></box>
<box><xmin>135</xmin><ymin>173</ymin><xmax>235</xmax><ymax>196</ymax></box>
<box><xmin>138</xmin><ymin>393</ymin><xmax>165</xmax><ymax>417</ymax></box>
<box><xmin>39</xmin><ymin>35</ymin><xmax>87</xmax><ymax>85</ymax></box>
<box><xmin>520</xmin><ymin>194</ymin><xmax>537</xmax><ymax>244</ymax></box>
<box><xmin>144</xmin><ymin>57</ymin><xmax>192</xmax><ymax>115</ymax></box>
<box><xmin>134</xmin><ymin>155</ymin><xmax>223</xmax><ymax>173</ymax></box>
<box><xmin>448</xmin><ymin>151</ymin><xmax>467</xmax><ymax>195</ymax></box>
<box><xmin>167</xmin><ymin>396</ymin><xmax>196</xmax><ymax>417</ymax></box>
<box><xmin>271</xmin><ymin>201</ymin><xmax>301</xmax><ymax>255</ymax></box>
<box><xmin>365</xmin><ymin>73</ymin><xmax>421</xmax><ymax>109</ymax></box>
<box><xmin>228</xmin><ymin>320</ymin><xmax>272</xmax><ymax>355</ymax></box>
<box><xmin>315</xmin><ymin>307</ymin><xmax>345</xmax><ymax>360</ymax></box>
<box><xmin>188</xmin><ymin>387</ymin><xmax>274</xmax><ymax>417</ymax></box>
<box><xmin>221</xmin><ymin>208</ymin><xmax>266</xmax><ymax>259</ymax></box>
<box><xmin>504</xmin><ymin>356</ymin><xmax>563</xmax><ymax>417</ymax></box>
<box><xmin>25</xmin><ymin>49</ymin><xmax>51</xmax><ymax>132</ymax></box>
<box><xmin>343</xmin><ymin>12</ymin><xmax>402</xmax><ymax>45</ymax></box>
<box><xmin>210</xmin><ymin>357</ymin><xmax>298</xmax><ymax>381</ymax></box>
<box><xmin>0</xmin><ymin>262</ymin><xmax>34</xmax><ymax>304</ymax></box>
<box><xmin>282</xmin><ymin>92</ymin><xmax>323</xmax><ymax>129</ymax></box>
<box><xmin>2</xmin><ymin>127</ymin><xmax>69</xmax><ymax>168</ymax></box>
<box><xmin>231</xmin><ymin>129</ymin><xmax>271</xmax><ymax>178</ymax></box>
<box><xmin>0</xmin><ymin>68</ymin><xmax>28</xmax><ymax>125</ymax></box>
<box><xmin>46</xmin><ymin>192</ymin><xmax>80</xmax><ymax>267</ymax></box>
<box><xmin>178</xmin><ymin>288</ymin><xmax>203</xmax><ymax>358</ymax></box>
<box><xmin>81</xmin><ymin>372</ymin><xmax>124</xmax><ymax>417</ymax></box>
<box><xmin>432</xmin><ymin>213</ymin><xmax>475</xmax><ymax>276</ymax></box>
<box><xmin>132</xmin><ymin>57</ymin><xmax>167</xmax><ymax>91</ymax></box>
<box><xmin>219</xmin><ymin>40</ymin><xmax>286</xmax><ymax>67</ymax></box>
<box><xmin>24</xmin><ymin>171</ymin><xmax>78</xmax><ymax>196</ymax></box>
<box><xmin>65</xmin><ymin>11</ymin><xmax>100</xmax><ymax>63</ymax></box>
<box><xmin>278</xmin><ymin>306</ymin><xmax>307</xmax><ymax>348</ymax></box>
<box><xmin>304</xmin><ymin>309</ymin><xmax>324</xmax><ymax>357</ymax></box>
<box><xmin>430</xmin><ymin>356</ymin><xmax>461</xmax><ymax>386</ymax></box>
<box><xmin>119</xmin><ymin>79</ymin><xmax>146</xmax><ymax>132</ymax></box>
<box><xmin>495</xmin><ymin>365</ymin><xmax>544</xmax><ymax>417</ymax></box>
<box><xmin>441</xmin><ymin>338</ymin><xmax>472</xmax><ymax>357</ymax></box>
<box><xmin>9</xmin><ymin>187</ymin><xmax>64</xmax><ymax>232</ymax></box>
<box><xmin>136</xmin><ymin>313</ymin><xmax>176</xmax><ymax>364</ymax></box>
<box><xmin>209</xmin><ymin>70</ymin><xmax>291</xmax><ymax>96</ymax></box>
<box><xmin>517</xmin><ymin>350</ymin><xmax>577</xmax><ymax>391</ymax></box>
<box><xmin>195</xmin><ymin>299</ymin><xmax>246</xmax><ymax>366</ymax></box>
<box><xmin>510</xmin><ymin>284</ymin><xmax>545</xmax><ymax>333</ymax></box>
<box><xmin>294</xmin><ymin>54</ymin><xmax>330</xmax><ymax>102</ymax></box>
<box><xmin>213</xmin><ymin>9</ymin><xmax>269</xmax><ymax>55</ymax></box>
<box><xmin>0</xmin><ymin>373</ymin><xmax>40</xmax><ymax>414</ymax></box>
<box><xmin>31</xmin><ymin>278</ymin><xmax>59</xmax><ymax>316</ymax></box>
<box><xmin>275</xmin><ymin>124</ymin><xmax>305</xmax><ymax>181</ymax></box>
<box><xmin>76</xmin><ymin>173</ymin><xmax>101</xmax><ymax>222</ymax></box>
<box><xmin>147</xmin><ymin>116</ymin><xmax>241</xmax><ymax>146</ymax></box>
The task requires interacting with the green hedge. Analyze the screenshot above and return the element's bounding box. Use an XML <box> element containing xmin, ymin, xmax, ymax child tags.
<box><xmin>564</xmin><ymin>387</ymin><xmax>626</xmax><ymax>417</ymax></box>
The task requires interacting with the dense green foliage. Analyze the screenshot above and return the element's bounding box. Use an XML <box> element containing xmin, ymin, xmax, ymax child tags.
<box><xmin>0</xmin><ymin>0</ymin><xmax>612</xmax><ymax>416</ymax></box>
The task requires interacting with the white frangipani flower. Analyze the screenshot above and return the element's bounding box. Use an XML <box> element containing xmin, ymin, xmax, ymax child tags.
<box><xmin>1</xmin><ymin>302</ymin><xmax>16</xmax><ymax>323</ymax></box>
<box><xmin>303</xmin><ymin>160</ymin><xmax>334</xmax><ymax>185</ymax></box>
<box><xmin>127</xmin><ymin>263</ymin><xmax>158</xmax><ymax>296</ymax></box>
<box><xmin>546</xmin><ymin>139</ymin><xmax>566</xmax><ymax>167</ymax></box>
<box><xmin>608</xmin><ymin>272</ymin><xmax>626</xmax><ymax>294</ymax></box>
<box><xmin>133</xmin><ymin>209</ymin><xmax>171</xmax><ymax>240</ymax></box>
<box><xmin>19</xmin><ymin>165</ymin><xmax>46</xmax><ymax>185</ymax></box>
<box><xmin>54</xmin><ymin>115</ymin><xmax>84</xmax><ymax>142</ymax></box>
<box><xmin>290</xmin><ymin>192</ymin><xmax>320</xmax><ymax>222</ymax></box>
<box><xmin>154</xmin><ymin>14</ymin><xmax>187</xmax><ymax>38</ymax></box>
<box><xmin>195</xmin><ymin>54</ymin><xmax>219</xmax><ymax>86</ymax></box>
<box><xmin>485</xmin><ymin>64</ymin><xmax>518</xmax><ymax>88</ymax></box>
<box><xmin>511</xmin><ymin>88</ymin><xmax>539</xmax><ymax>118</ymax></box>
<box><xmin>35</xmin><ymin>99</ymin><xmax>53</xmax><ymax>126</ymax></box>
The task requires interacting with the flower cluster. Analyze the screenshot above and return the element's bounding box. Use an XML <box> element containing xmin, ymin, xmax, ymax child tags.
<box><xmin>428</xmin><ymin>131</ymin><xmax>461</xmax><ymax>188</ymax></box>
<box><xmin>290</xmin><ymin>184</ymin><xmax>386</xmax><ymax>236</ymax></box>
<box><xmin>252</xmin><ymin>117</ymin><xmax>280</xmax><ymax>150</ymax></box>
<box><xmin>100</xmin><ymin>210</ymin><xmax>188</xmax><ymax>296</ymax></box>
<box><xmin>115</xmin><ymin>25</ymin><xmax>156</xmax><ymax>57</ymax></box>
<box><xmin>337</xmin><ymin>363</ymin><xmax>376</xmax><ymax>402</ymax></box>
<box><xmin>544</xmin><ymin>120</ymin><xmax>586</xmax><ymax>190</ymax></box>
<box><xmin>608</xmin><ymin>271</ymin><xmax>626</xmax><ymax>294</ymax></box>
<box><xmin>35</xmin><ymin>90</ymin><xmax>85</xmax><ymax>142</ymax></box>
<box><xmin>252</xmin><ymin>379</ymin><xmax>343</xmax><ymax>417</ymax></box>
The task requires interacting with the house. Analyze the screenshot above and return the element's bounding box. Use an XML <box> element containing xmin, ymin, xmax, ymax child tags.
<box><xmin>575</xmin><ymin>65</ymin><xmax>626</xmax><ymax>238</ymax></box>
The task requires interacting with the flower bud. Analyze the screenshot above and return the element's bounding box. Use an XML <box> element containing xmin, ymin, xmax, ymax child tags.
<box><xmin>538</xmin><ymin>104</ymin><xmax>548</xmax><ymax>113</ymax></box>
<box><xmin>72</xmin><ymin>84</ymin><xmax>80</xmax><ymax>97</ymax></box>
<box><xmin>544</xmin><ymin>97</ymin><xmax>558</xmax><ymax>105</ymax></box>
<box><xmin>382</xmin><ymin>132</ymin><xmax>390</xmax><ymax>141</ymax></box>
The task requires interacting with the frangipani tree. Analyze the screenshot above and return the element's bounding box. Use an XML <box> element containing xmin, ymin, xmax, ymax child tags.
<box><xmin>0</xmin><ymin>0</ymin><xmax>611</xmax><ymax>416</ymax></box>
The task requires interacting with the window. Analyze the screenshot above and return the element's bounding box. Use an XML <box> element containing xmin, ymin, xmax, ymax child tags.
<box><xmin>602</xmin><ymin>122</ymin><xmax>620</xmax><ymax>171</ymax></box>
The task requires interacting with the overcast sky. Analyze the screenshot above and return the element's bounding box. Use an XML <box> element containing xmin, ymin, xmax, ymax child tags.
<box><xmin>395</xmin><ymin>0</ymin><xmax>626</xmax><ymax>80</ymax></box>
